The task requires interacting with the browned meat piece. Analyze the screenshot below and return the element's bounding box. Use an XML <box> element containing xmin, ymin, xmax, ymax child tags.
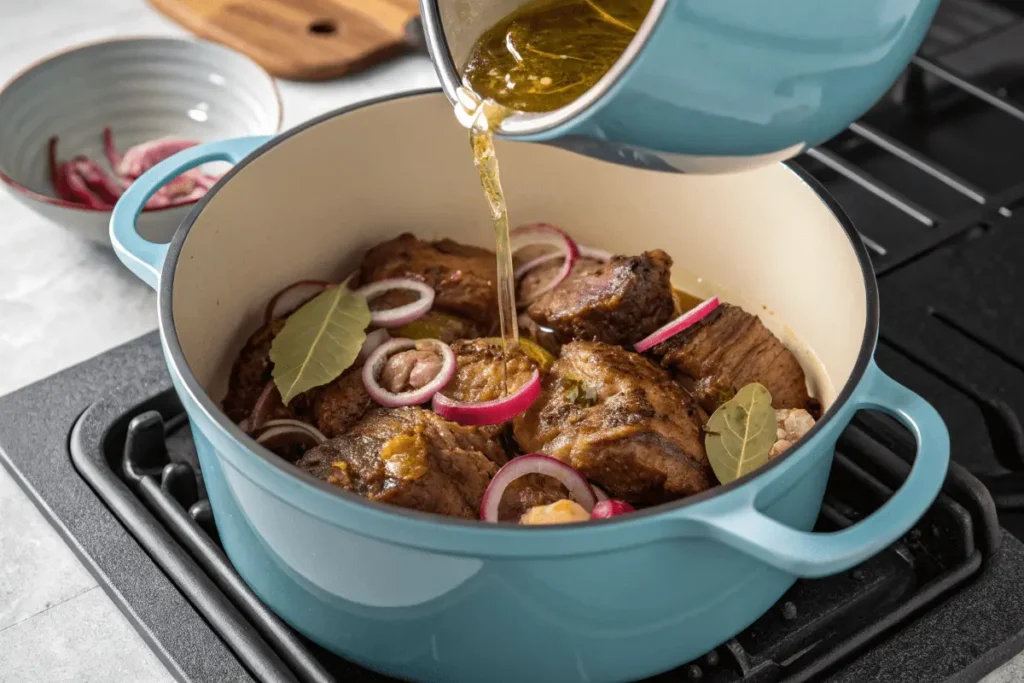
<box><xmin>652</xmin><ymin>303</ymin><xmax>811</xmax><ymax>412</ymax></box>
<box><xmin>513</xmin><ymin>341</ymin><xmax>714</xmax><ymax>505</ymax></box>
<box><xmin>445</xmin><ymin>339</ymin><xmax>539</xmax><ymax>403</ymax></box>
<box><xmin>312</xmin><ymin>367</ymin><xmax>374</xmax><ymax>438</ymax></box>
<box><xmin>443</xmin><ymin>338</ymin><xmax>541</xmax><ymax>439</ymax></box>
<box><xmin>223</xmin><ymin>318</ymin><xmax>372</xmax><ymax>437</ymax></box>
<box><xmin>497</xmin><ymin>474</ymin><xmax>567</xmax><ymax>522</ymax></box>
<box><xmin>517</xmin><ymin>256</ymin><xmax>602</xmax><ymax>305</ymax></box>
<box><xmin>222</xmin><ymin>319</ymin><xmax>285</xmax><ymax>423</ymax></box>
<box><xmin>525</xmin><ymin>250</ymin><xmax>675</xmax><ymax>347</ymax></box>
<box><xmin>296</xmin><ymin>407</ymin><xmax>508</xmax><ymax>519</ymax></box>
<box><xmin>359</xmin><ymin>233</ymin><xmax>498</xmax><ymax>327</ymax></box>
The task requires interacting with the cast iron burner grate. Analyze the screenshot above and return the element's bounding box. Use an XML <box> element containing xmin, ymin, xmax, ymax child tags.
<box><xmin>69</xmin><ymin>381</ymin><xmax>997</xmax><ymax>683</ymax></box>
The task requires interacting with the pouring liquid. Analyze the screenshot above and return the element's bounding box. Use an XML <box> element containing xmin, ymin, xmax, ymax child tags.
<box><xmin>468</xmin><ymin>113</ymin><xmax>519</xmax><ymax>392</ymax></box>
<box><xmin>459</xmin><ymin>0</ymin><xmax>653</xmax><ymax>391</ymax></box>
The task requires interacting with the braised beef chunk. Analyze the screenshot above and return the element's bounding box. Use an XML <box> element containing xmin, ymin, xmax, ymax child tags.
<box><xmin>513</xmin><ymin>341</ymin><xmax>714</xmax><ymax>505</ymax></box>
<box><xmin>652</xmin><ymin>303</ymin><xmax>810</xmax><ymax>412</ymax></box>
<box><xmin>498</xmin><ymin>474</ymin><xmax>567</xmax><ymax>522</ymax></box>
<box><xmin>525</xmin><ymin>250</ymin><xmax>675</xmax><ymax>347</ymax></box>
<box><xmin>359</xmin><ymin>233</ymin><xmax>498</xmax><ymax>327</ymax></box>
<box><xmin>443</xmin><ymin>338</ymin><xmax>540</xmax><ymax>438</ymax></box>
<box><xmin>312</xmin><ymin>367</ymin><xmax>374</xmax><ymax>438</ymax></box>
<box><xmin>222</xmin><ymin>319</ymin><xmax>318</xmax><ymax>425</ymax></box>
<box><xmin>222</xmin><ymin>318</ymin><xmax>370</xmax><ymax>435</ymax></box>
<box><xmin>296</xmin><ymin>407</ymin><xmax>507</xmax><ymax>519</ymax></box>
<box><xmin>223</xmin><ymin>319</ymin><xmax>284</xmax><ymax>423</ymax></box>
<box><xmin>446</xmin><ymin>339</ymin><xmax>538</xmax><ymax>403</ymax></box>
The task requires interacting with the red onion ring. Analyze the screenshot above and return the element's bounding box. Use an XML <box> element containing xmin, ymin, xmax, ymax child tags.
<box><xmin>357</xmin><ymin>328</ymin><xmax>390</xmax><ymax>363</ymax></box>
<box><xmin>247</xmin><ymin>381</ymin><xmax>277</xmax><ymax>433</ymax></box>
<box><xmin>253</xmin><ymin>419</ymin><xmax>325</xmax><ymax>446</ymax></box>
<box><xmin>513</xmin><ymin>250</ymin><xmax>564</xmax><ymax>280</ymax></box>
<box><xmin>579</xmin><ymin>245</ymin><xmax>613</xmax><ymax>262</ymax></box>
<box><xmin>510</xmin><ymin>224</ymin><xmax>579</xmax><ymax>306</ymax></box>
<box><xmin>362</xmin><ymin>338</ymin><xmax>455</xmax><ymax>407</ymax></box>
<box><xmin>634</xmin><ymin>296</ymin><xmax>721</xmax><ymax>353</ymax></box>
<box><xmin>432</xmin><ymin>369</ymin><xmax>541</xmax><ymax>426</ymax></box>
<box><xmin>265</xmin><ymin>280</ymin><xmax>332</xmax><ymax>325</ymax></box>
<box><xmin>592</xmin><ymin>484</ymin><xmax>610</xmax><ymax>502</ymax></box>
<box><xmin>480</xmin><ymin>454</ymin><xmax>598</xmax><ymax>522</ymax></box>
<box><xmin>590</xmin><ymin>499</ymin><xmax>635</xmax><ymax>519</ymax></box>
<box><xmin>356</xmin><ymin>279</ymin><xmax>435</xmax><ymax>328</ymax></box>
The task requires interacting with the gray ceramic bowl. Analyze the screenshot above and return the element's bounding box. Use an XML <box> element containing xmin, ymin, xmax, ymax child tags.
<box><xmin>0</xmin><ymin>37</ymin><xmax>282</xmax><ymax>245</ymax></box>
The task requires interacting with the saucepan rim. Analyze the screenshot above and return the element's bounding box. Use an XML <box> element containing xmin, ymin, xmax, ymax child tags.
<box><xmin>420</xmin><ymin>0</ymin><xmax>670</xmax><ymax>138</ymax></box>
<box><xmin>157</xmin><ymin>88</ymin><xmax>879</xmax><ymax>538</ymax></box>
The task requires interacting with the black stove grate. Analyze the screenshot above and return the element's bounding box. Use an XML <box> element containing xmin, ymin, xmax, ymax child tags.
<box><xmin>795</xmin><ymin>0</ymin><xmax>1024</xmax><ymax>275</ymax></box>
<box><xmin>69</xmin><ymin>381</ymin><xmax>996</xmax><ymax>683</ymax></box>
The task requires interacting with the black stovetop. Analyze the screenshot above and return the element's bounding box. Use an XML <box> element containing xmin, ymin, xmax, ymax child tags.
<box><xmin>7</xmin><ymin>1</ymin><xmax>1024</xmax><ymax>682</ymax></box>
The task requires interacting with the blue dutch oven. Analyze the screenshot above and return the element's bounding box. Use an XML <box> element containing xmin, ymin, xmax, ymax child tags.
<box><xmin>422</xmin><ymin>0</ymin><xmax>941</xmax><ymax>173</ymax></box>
<box><xmin>110</xmin><ymin>90</ymin><xmax>949</xmax><ymax>683</ymax></box>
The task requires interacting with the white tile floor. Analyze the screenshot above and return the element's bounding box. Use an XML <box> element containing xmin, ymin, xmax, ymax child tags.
<box><xmin>0</xmin><ymin>466</ymin><xmax>173</xmax><ymax>683</ymax></box>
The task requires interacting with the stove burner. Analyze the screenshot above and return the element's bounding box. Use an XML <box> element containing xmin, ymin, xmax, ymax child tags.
<box><xmin>67</xmin><ymin>380</ymin><xmax>1000</xmax><ymax>683</ymax></box>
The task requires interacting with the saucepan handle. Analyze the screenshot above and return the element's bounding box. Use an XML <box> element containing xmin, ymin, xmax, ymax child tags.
<box><xmin>684</xmin><ymin>362</ymin><xmax>949</xmax><ymax>578</ymax></box>
<box><xmin>110</xmin><ymin>136</ymin><xmax>271</xmax><ymax>290</ymax></box>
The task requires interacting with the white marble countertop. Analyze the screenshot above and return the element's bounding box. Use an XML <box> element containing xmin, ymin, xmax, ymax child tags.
<box><xmin>0</xmin><ymin>2</ymin><xmax>1023</xmax><ymax>682</ymax></box>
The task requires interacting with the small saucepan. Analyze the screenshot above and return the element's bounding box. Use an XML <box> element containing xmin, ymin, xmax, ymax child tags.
<box><xmin>110</xmin><ymin>90</ymin><xmax>948</xmax><ymax>683</ymax></box>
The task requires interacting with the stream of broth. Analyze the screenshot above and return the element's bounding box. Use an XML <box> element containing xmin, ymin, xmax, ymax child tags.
<box><xmin>461</xmin><ymin>0</ymin><xmax>653</xmax><ymax>389</ymax></box>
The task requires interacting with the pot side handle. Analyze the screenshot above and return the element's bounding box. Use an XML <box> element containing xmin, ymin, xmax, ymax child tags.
<box><xmin>688</xmin><ymin>362</ymin><xmax>950</xmax><ymax>578</ymax></box>
<box><xmin>110</xmin><ymin>136</ymin><xmax>271</xmax><ymax>289</ymax></box>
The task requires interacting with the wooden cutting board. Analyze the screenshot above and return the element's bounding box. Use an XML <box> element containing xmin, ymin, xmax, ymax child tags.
<box><xmin>148</xmin><ymin>0</ymin><xmax>422</xmax><ymax>81</ymax></box>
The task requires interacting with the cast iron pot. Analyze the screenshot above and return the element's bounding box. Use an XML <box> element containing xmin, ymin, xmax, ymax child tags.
<box><xmin>109</xmin><ymin>90</ymin><xmax>949</xmax><ymax>683</ymax></box>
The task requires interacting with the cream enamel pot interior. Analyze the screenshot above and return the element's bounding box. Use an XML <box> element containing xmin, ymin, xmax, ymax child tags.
<box><xmin>109</xmin><ymin>90</ymin><xmax>949</xmax><ymax>683</ymax></box>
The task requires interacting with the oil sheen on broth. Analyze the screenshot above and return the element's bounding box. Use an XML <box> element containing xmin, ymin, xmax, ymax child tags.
<box><xmin>461</xmin><ymin>0</ymin><xmax>653</xmax><ymax>388</ymax></box>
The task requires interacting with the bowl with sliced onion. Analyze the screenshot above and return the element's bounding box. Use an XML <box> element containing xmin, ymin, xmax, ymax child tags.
<box><xmin>0</xmin><ymin>37</ymin><xmax>281</xmax><ymax>245</ymax></box>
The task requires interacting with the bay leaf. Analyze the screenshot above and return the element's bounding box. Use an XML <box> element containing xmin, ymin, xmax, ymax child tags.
<box><xmin>269</xmin><ymin>285</ymin><xmax>370</xmax><ymax>405</ymax></box>
<box><xmin>704</xmin><ymin>383</ymin><xmax>776</xmax><ymax>485</ymax></box>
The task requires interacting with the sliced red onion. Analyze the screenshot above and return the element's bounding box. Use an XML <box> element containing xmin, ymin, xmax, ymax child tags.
<box><xmin>247</xmin><ymin>381</ymin><xmax>277</xmax><ymax>432</ymax></box>
<box><xmin>510</xmin><ymin>224</ymin><xmax>578</xmax><ymax>306</ymax></box>
<box><xmin>357</xmin><ymin>328</ymin><xmax>390</xmax><ymax>363</ymax></box>
<box><xmin>590</xmin><ymin>499</ymin><xmax>635</xmax><ymax>519</ymax></box>
<box><xmin>356</xmin><ymin>278</ymin><xmax>435</xmax><ymax>328</ymax></box>
<box><xmin>579</xmin><ymin>245</ymin><xmax>613</xmax><ymax>262</ymax></box>
<box><xmin>102</xmin><ymin>127</ymin><xmax>122</xmax><ymax>176</ymax></box>
<box><xmin>514</xmin><ymin>250</ymin><xmax>564</xmax><ymax>280</ymax></box>
<box><xmin>363</xmin><ymin>338</ymin><xmax>455</xmax><ymax>407</ymax></box>
<box><xmin>256</xmin><ymin>425</ymin><xmax>325</xmax><ymax>449</ymax></box>
<box><xmin>432</xmin><ymin>369</ymin><xmax>541</xmax><ymax>427</ymax></box>
<box><xmin>62</xmin><ymin>161</ymin><xmax>111</xmax><ymax>209</ymax></box>
<box><xmin>118</xmin><ymin>137</ymin><xmax>199</xmax><ymax>180</ymax></box>
<box><xmin>71</xmin><ymin>156</ymin><xmax>122</xmax><ymax>204</ymax></box>
<box><xmin>48</xmin><ymin>137</ymin><xmax>72</xmax><ymax>202</ymax></box>
<box><xmin>592</xmin><ymin>484</ymin><xmax>609</xmax><ymax>502</ymax></box>
<box><xmin>480</xmin><ymin>454</ymin><xmax>598</xmax><ymax>522</ymax></box>
<box><xmin>634</xmin><ymin>296</ymin><xmax>721</xmax><ymax>353</ymax></box>
<box><xmin>258</xmin><ymin>418</ymin><xmax>328</xmax><ymax>444</ymax></box>
<box><xmin>264</xmin><ymin>280</ymin><xmax>332</xmax><ymax>325</ymax></box>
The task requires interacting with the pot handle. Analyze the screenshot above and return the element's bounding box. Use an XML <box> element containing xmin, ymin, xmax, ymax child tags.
<box><xmin>685</xmin><ymin>362</ymin><xmax>949</xmax><ymax>578</ymax></box>
<box><xmin>110</xmin><ymin>136</ymin><xmax>271</xmax><ymax>289</ymax></box>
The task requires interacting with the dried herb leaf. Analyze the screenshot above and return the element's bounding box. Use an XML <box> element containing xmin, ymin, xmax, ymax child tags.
<box><xmin>269</xmin><ymin>285</ymin><xmax>370</xmax><ymax>405</ymax></box>
<box><xmin>560</xmin><ymin>377</ymin><xmax>598</xmax><ymax>407</ymax></box>
<box><xmin>704</xmin><ymin>383</ymin><xmax>776</xmax><ymax>485</ymax></box>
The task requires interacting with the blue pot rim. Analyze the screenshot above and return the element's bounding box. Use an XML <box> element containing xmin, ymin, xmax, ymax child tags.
<box><xmin>155</xmin><ymin>88</ymin><xmax>879</xmax><ymax>550</ymax></box>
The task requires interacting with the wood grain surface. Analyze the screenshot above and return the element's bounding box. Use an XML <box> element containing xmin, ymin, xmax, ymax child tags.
<box><xmin>148</xmin><ymin>0</ymin><xmax>421</xmax><ymax>80</ymax></box>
